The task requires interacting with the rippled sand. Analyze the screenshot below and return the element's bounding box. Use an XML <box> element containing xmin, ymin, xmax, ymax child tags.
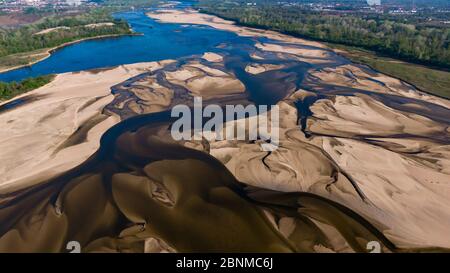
<box><xmin>148</xmin><ymin>9</ymin><xmax>328</xmax><ymax>49</ymax></box>
<box><xmin>147</xmin><ymin>8</ymin><xmax>450</xmax><ymax>249</ymax></box>
<box><xmin>0</xmin><ymin>7</ymin><xmax>449</xmax><ymax>252</ymax></box>
<box><xmin>0</xmin><ymin>61</ymin><xmax>173</xmax><ymax>193</ymax></box>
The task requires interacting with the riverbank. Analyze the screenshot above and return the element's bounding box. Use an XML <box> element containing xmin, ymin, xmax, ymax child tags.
<box><xmin>0</xmin><ymin>75</ymin><xmax>55</xmax><ymax>103</ymax></box>
<box><xmin>0</xmin><ymin>33</ymin><xmax>142</xmax><ymax>75</ymax></box>
<box><xmin>329</xmin><ymin>44</ymin><xmax>450</xmax><ymax>100</ymax></box>
<box><xmin>194</xmin><ymin>9</ymin><xmax>450</xmax><ymax>100</ymax></box>
<box><xmin>147</xmin><ymin>9</ymin><xmax>328</xmax><ymax>49</ymax></box>
<box><xmin>0</xmin><ymin>60</ymin><xmax>174</xmax><ymax>193</ymax></box>
<box><xmin>0</xmin><ymin>7</ymin><xmax>449</xmax><ymax>252</ymax></box>
<box><xmin>146</xmin><ymin>8</ymin><xmax>450</xmax><ymax>250</ymax></box>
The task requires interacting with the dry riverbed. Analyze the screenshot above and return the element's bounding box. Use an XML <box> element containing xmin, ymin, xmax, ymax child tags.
<box><xmin>0</xmin><ymin>8</ymin><xmax>449</xmax><ymax>253</ymax></box>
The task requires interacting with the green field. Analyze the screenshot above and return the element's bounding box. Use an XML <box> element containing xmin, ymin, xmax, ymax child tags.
<box><xmin>0</xmin><ymin>48</ymin><xmax>50</xmax><ymax>73</ymax></box>
<box><xmin>330</xmin><ymin>44</ymin><xmax>450</xmax><ymax>100</ymax></box>
<box><xmin>0</xmin><ymin>75</ymin><xmax>55</xmax><ymax>102</ymax></box>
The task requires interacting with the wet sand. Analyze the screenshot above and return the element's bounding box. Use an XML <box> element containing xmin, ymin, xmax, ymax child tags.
<box><xmin>0</xmin><ymin>7</ymin><xmax>449</xmax><ymax>252</ymax></box>
<box><xmin>147</xmin><ymin>9</ymin><xmax>328</xmax><ymax>49</ymax></box>
<box><xmin>0</xmin><ymin>61</ymin><xmax>172</xmax><ymax>193</ymax></box>
<box><xmin>147</xmin><ymin>8</ymin><xmax>450</xmax><ymax>249</ymax></box>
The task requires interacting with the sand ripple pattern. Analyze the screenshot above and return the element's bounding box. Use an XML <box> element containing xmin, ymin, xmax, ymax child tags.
<box><xmin>0</xmin><ymin>8</ymin><xmax>449</xmax><ymax>252</ymax></box>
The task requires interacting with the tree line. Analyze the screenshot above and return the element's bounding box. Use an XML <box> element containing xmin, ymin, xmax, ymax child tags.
<box><xmin>0</xmin><ymin>75</ymin><xmax>54</xmax><ymax>101</ymax></box>
<box><xmin>0</xmin><ymin>8</ymin><xmax>132</xmax><ymax>58</ymax></box>
<box><xmin>198</xmin><ymin>2</ymin><xmax>450</xmax><ymax>69</ymax></box>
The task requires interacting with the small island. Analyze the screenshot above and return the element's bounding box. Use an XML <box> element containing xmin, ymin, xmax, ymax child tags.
<box><xmin>0</xmin><ymin>0</ymin><xmax>159</xmax><ymax>101</ymax></box>
<box><xmin>0</xmin><ymin>9</ymin><xmax>135</xmax><ymax>73</ymax></box>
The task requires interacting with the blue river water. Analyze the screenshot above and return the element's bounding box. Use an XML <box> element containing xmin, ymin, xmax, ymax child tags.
<box><xmin>0</xmin><ymin>9</ymin><xmax>243</xmax><ymax>82</ymax></box>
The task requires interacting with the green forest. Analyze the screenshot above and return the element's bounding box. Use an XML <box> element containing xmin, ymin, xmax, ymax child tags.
<box><xmin>0</xmin><ymin>8</ymin><xmax>132</xmax><ymax>58</ymax></box>
<box><xmin>0</xmin><ymin>0</ymin><xmax>160</xmax><ymax>101</ymax></box>
<box><xmin>0</xmin><ymin>8</ymin><xmax>132</xmax><ymax>101</ymax></box>
<box><xmin>0</xmin><ymin>75</ymin><xmax>54</xmax><ymax>101</ymax></box>
<box><xmin>198</xmin><ymin>1</ymin><xmax>450</xmax><ymax>69</ymax></box>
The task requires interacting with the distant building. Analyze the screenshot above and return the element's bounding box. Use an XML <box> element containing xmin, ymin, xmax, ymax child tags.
<box><xmin>24</xmin><ymin>0</ymin><xmax>40</xmax><ymax>6</ymax></box>
<box><xmin>367</xmin><ymin>0</ymin><xmax>381</xmax><ymax>6</ymax></box>
<box><xmin>66</xmin><ymin>0</ymin><xmax>82</xmax><ymax>6</ymax></box>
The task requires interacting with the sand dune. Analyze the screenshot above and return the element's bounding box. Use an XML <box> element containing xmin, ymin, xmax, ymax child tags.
<box><xmin>0</xmin><ymin>61</ymin><xmax>170</xmax><ymax>193</ymax></box>
<box><xmin>34</xmin><ymin>26</ymin><xmax>71</xmax><ymax>35</ymax></box>
<box><xmin>0</xmin><ymin>7</ymin><xmax>449</xmax><ymax>252</ymax></box>
<box><xmin>308</xmin><ymin>64</ymin><xmax>450</xmax><ymax>109</ymax></box>
<box><xmin>245</xmin><ymin>63</ymin><xmax>285</xmax><ymax>75</ymax></box>
<box><xmin>308</xmin><ymin>94</ymin><xmax>446</xmax><ymax>138</ymax></box>
<box><xmin>202</xmin><ymin>52</ymin><xmax>223</xmax><ymax>63</ymax></box>
<box><xmin>164</xmin><ymin>62</ymin><xmax>245</xmax><ymax>98</ymax></box>
<box><xmin>147</xmin><ymin>9</ymin><xmax>328</xmax><ymax>49</ymax></box>
<box><xmin>188</xmin><ymin>87</ymin><xmax>450</xmax><ymax>248</ymax></box>
<box><xmin>254</xmin><ymin>43</ymin><xmax>333</xmax><ymax>64</ymax></box>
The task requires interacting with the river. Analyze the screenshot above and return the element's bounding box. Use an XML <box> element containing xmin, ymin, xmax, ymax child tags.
<box><xmin>0</xmin><ymin>4</ymin><xmax>449</xmax><ymax>253</ymax></box>
<box><xmin>0</xmin><ymin>9</ymin><xmax>240</xmax><ymax>82</ymax></box>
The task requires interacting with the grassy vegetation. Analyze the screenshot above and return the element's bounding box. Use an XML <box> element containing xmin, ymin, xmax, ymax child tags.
<box><xmin>330</xmin><ymin>44</ymin><xmax>450</xmax><ymax>99</ymax></box>
<box><xmin>197</xmin><ymin>1</ymin><xmax>450</xmax><ymax>100</ymax></box>
<box><xmin>198</xmin><ymin>1</ymin><xmax>450</xmax><ymax>69</ymax></box>
<box><xmin>0</xmin><ymin>0</ymin><xmax>162</xmax><ymax>72</ymax></box>
<box><xmin>0</xmin><ymin>0</ymin><xmax>162</xmax><ymax>101</ymax></box>
<box><xmin>0</xmin><ymin>75</ymin><xmax>54</xmax><ymax>101</ymax></box>
<box><xmin>0</xmin><ymin>8</ymin><xmax>133</xmax><ymax>72</ymax></box>
<box><xmin>0</xmin><ymin>9</ymin><xmax>133</xmax><ymax>56</ymax></box>
<box><xmin>0</xmin><ymin>48</ymin><xmax>50</xmax><ymax>72</ymax></box>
